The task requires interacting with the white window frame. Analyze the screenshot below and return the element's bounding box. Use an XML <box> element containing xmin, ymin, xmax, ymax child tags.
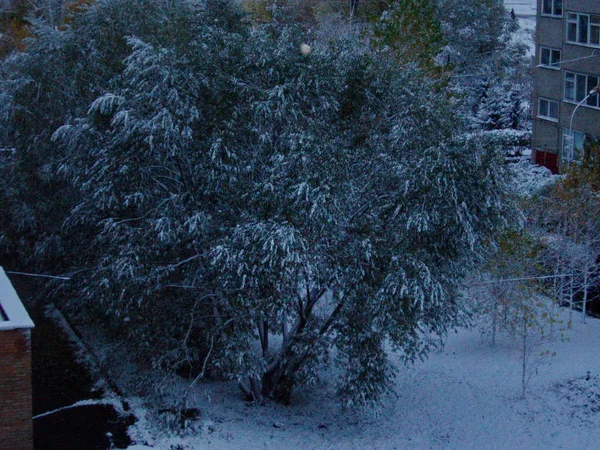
<box><xmin>566</xmin><ymin>12</ymin><xmax>600</xmax><ymax>47</ymax></box>
<box><xmin>539</xmin><ymin>47</ymin><xmax>561</xmax><ymax>69</ymax></box>
<box><xmin>564</xmin><ymin>71</ymin><xmax>600</xmax><ymax>109</ymax></box>
<box><xmin>538</xmin><ymin>98</ymin><xmax>559</xmax><ymax>122</ymax></box>
<box><xmin>542</xmin><ymin>0</ymin><xmax>563</xmax><ymax>17</ymax></box>
<box><xmin>562</xmin><ymin>129</ymin><xmax>585</xmax><ymax>161</ymax></box>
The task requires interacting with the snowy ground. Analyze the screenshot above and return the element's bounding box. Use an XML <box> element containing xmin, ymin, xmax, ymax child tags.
<box><xmin>504</xmin><ymin>0</ymin><xmax>536</xmax><ymax>17</ymax></box>
<box><xmin>122</xmin><ymin>306</ymin><xmax>600</xmax><ymax>450</ymax></box>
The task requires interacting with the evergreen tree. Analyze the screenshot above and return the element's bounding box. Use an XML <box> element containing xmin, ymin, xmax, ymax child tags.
<box><xmin>475</xmin><ymin>79</ymin><xmax>524</xmax><ymax>131</ymax></box>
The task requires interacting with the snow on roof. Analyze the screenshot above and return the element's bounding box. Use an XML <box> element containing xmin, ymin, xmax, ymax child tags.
<box><xmin>0</xmin><ymin>267</ymin><xmax>34</xmax><ymax>330</ymax></box>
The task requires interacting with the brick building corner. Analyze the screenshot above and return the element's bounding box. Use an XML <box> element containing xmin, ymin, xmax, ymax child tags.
<box><xmin>0</xmin><ymin>267</ymin><xmax>34</xmax><ymax>450</ymax></box>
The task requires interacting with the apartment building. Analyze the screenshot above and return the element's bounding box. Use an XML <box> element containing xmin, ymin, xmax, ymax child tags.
<box><xmin>532</xmin><ymin>0</ymin><xmax>600</xmax><ymax>173</ymax></box>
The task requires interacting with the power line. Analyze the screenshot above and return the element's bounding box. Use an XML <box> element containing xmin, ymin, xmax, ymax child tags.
<box><xmin>5</xmin><ymin>270</ymin><xmax>71</xmax><ymax>280</ymax></box>
<box><xmin>470</xmin><ymin>273</ymin><xmax>577</xmax><ymax>286</ymax></box>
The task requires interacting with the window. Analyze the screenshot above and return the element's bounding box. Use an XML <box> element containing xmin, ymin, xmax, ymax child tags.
<box><xmin>542</xmin><ymin>0</ymin><xmax>562</xmax><ymax>16</ymax></box>
<box><xmin>566</xmin><ymin>13</ymin><xmax>600</xmax><ymax>47</ymax></box>
<box><xmin>562</xmin><ymin>129</ymin><xmax>585</xmax><ymax>161</ymax></box>
<box><xmin>538</xmin><ymin>98</ymin><xmax>559</xmax><ymax>121</ymax></box>
<box><xmin>540</xmin><ymin>47</ymin><xmax>561</xmax><ymax>68</ymax></box>
<box><xmin>564</xmin><ymin>72</ymin><xmax>600</xmax><ymax>108</ymax></box>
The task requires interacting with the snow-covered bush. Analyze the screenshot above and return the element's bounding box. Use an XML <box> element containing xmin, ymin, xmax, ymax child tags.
<box><xmin>508</xmin><ymin>159</ymin><xmax>558</xmax><ymax>198</ymax></box>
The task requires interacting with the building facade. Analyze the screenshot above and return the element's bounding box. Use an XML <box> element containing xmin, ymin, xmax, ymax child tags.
<box><xmin>0</xmin><ymin>267</ymin><xmax>34</xmax><ymax>450</ymax></box>
<box><xmin>532</xmin><ymin>0</ymin><xmax>600</xmax><ymax>173</ymax></box>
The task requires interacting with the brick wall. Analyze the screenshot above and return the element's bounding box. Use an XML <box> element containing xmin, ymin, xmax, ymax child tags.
<box><xmin>0</xmin><ymin>328</ymin><xmax>33</xmax><ymax>450</ymax></box>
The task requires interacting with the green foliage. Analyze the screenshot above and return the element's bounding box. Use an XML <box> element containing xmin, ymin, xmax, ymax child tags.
<box><xmin>489</xmin><ymin>230</ymin><xmax>546</xmax><ymax>277</ymax></box>
<box><xmin>371</xmin><ymin>0</ymin><xmax>445</xmax><ymax>75</ymax></box>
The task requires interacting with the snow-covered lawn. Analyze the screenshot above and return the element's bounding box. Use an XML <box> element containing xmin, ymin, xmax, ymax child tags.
<box><xmin>504</xmin><ymin>0</ymin><xmax>536</xmax><ymax>17</ymax></box>
<box><xmin>125</xmin><ymin>308</ymin><xmax>600</xmax><ymax>449</ymax></box>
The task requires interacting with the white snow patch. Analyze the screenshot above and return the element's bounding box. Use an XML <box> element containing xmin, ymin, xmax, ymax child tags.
<box><xmin>33</xmin><ymin>397</ymin><xmax>123</xmax><ymax>420</ymax></box>
<box><xmin>504</xmin><ymin>0</ymin><xmax>536</xmax><ymax>17</ymax></box>
<box><xmin>509</xmin><ymin>159</ymin><xmax>559</xmax><ymax>198</ymax></box>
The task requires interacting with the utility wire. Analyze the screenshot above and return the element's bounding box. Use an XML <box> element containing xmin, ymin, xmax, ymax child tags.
<box><xmin>5</xmin><ymin>270</ymin><xmax>71</xmax><ymax>280</ymax></box>
<box><xmin>471</xmin><ymin>273</ymin><xmax>577</xmax><ymax>286</ymax></box>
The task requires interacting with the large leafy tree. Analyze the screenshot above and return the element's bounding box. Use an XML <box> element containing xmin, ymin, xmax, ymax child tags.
<box><xmin>3</xmin><ymin>0</ymin><xmax>512</xmax><ymax>406</ymax></box>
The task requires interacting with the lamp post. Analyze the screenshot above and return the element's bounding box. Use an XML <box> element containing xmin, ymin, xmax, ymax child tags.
<box><xmin>567</xmin><ymin>85</ymin><xmax>600</xmax><ymax>164</ymax></box>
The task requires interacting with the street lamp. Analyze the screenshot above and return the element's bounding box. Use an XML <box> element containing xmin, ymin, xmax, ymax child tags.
<box><xmin>567</xmin><ymin>85</ymin><xmax>600</xmax><ymax>164</ymax></box>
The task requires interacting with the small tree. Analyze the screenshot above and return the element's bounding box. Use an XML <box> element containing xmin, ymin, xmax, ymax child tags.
<box><xmin>478</xmin><ymin>230</ymin><xmax>563</xmax><ymax>397</ymax></box>
<box><xmin>512</xmin><ymin>291</ymin><xmax>560</xmax><ymax>399</ymax></box>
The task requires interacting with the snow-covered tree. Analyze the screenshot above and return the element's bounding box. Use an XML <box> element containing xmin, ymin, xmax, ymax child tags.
<box><xmin>434</xmin><ymin>0</ymin><xmax>531</xmax><ymax>134</ymax></box>
<box><xmin>475</xmin><ymin>79</ymin><xmax>526</xmax><ymax>131</ymax></box>
<box><xmin>0</xmin><ymin>0</ymin><xmax>222</xmax><ymax>268</ymax></box>
<box><xmin>434</xmin><ymin>0</ymin><xmax>510</xmax><ymax>68</ymax></box>
<box><xmin>3</xmin><ymin>0</ymin><xmax>514</xmax><ymax>406</ymax></box>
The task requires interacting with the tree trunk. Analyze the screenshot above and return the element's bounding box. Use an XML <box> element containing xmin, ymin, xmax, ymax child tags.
<box><xmin>521</xmin><ymin>316</ymin><xmax>528</xmax><ymax>399</ymax></box>
<box><xmin>262</xmin><ymin>365</ymin><xmax>295</xmax><ymax>405</ymax></box>
<box><xmin>568</xmin><ymin>267</ymin><xmax>574</xmax><ymax>322</ymax></box>
<box><xmin>491</xmin><ymin>291</ymin><xmax>498</xmax><ymax>346</ymax></box>
<box><xmin>582</xmin><ymin>270</ymin><xmax>589</xmax><ymax>324</ymax></box>
<box><xmin>349</xmin><ymin>0</ymin><xmax>359</xmax><ymax>18</ymax></box>
<box><xmin>242</xmin><ymin>292</ymin><xmax>340</xmax><ymax>404</ymax></box>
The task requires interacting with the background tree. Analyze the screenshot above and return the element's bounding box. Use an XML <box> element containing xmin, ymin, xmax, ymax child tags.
<box><xmin>0</xmin><ymin>0</ymin><xmax>85</xmax><ymax>57</ymax></box>
<box><xmin>434</xmin><ymin>0</ymin><xmax>510</xmax><ymax>69</ymax></box>
<box><xmin>434</xmin><ymin>0</ymin><xmax>531</xmax><ymax>137</ymax></box>
<box><xmin>534</xmin><ymin>143</ymin><xmax>600</xmax><ymax>322</ymax></box>
<box><xmin>475</xmin><ymin>79</ymin><xmax>526</xmax><ymax>131</ymax></box>
<box><xmin>370</xmin><ymin>0</ymin><xmax>445</xmax><ymax>76</ymax></box>
<box><xmin>471</xmin><ymin>230</ymin><xmax>565</xmax><ymax>398</ymax></box>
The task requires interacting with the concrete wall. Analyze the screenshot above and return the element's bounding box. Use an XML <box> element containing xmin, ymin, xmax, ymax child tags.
<box><xmin>533</xmin><ymin>117</ymin><xmax>561</xmax><ymax>154</ymax></box>
<box><xmin>565</xmin><ymin>0</ymin><xmax>600</xmax><ymax>14</ymax></box>
<box><xmin>0</xmin><ymin>329</ymin><xmax>33</xmax><ymax>450</ymax></box>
